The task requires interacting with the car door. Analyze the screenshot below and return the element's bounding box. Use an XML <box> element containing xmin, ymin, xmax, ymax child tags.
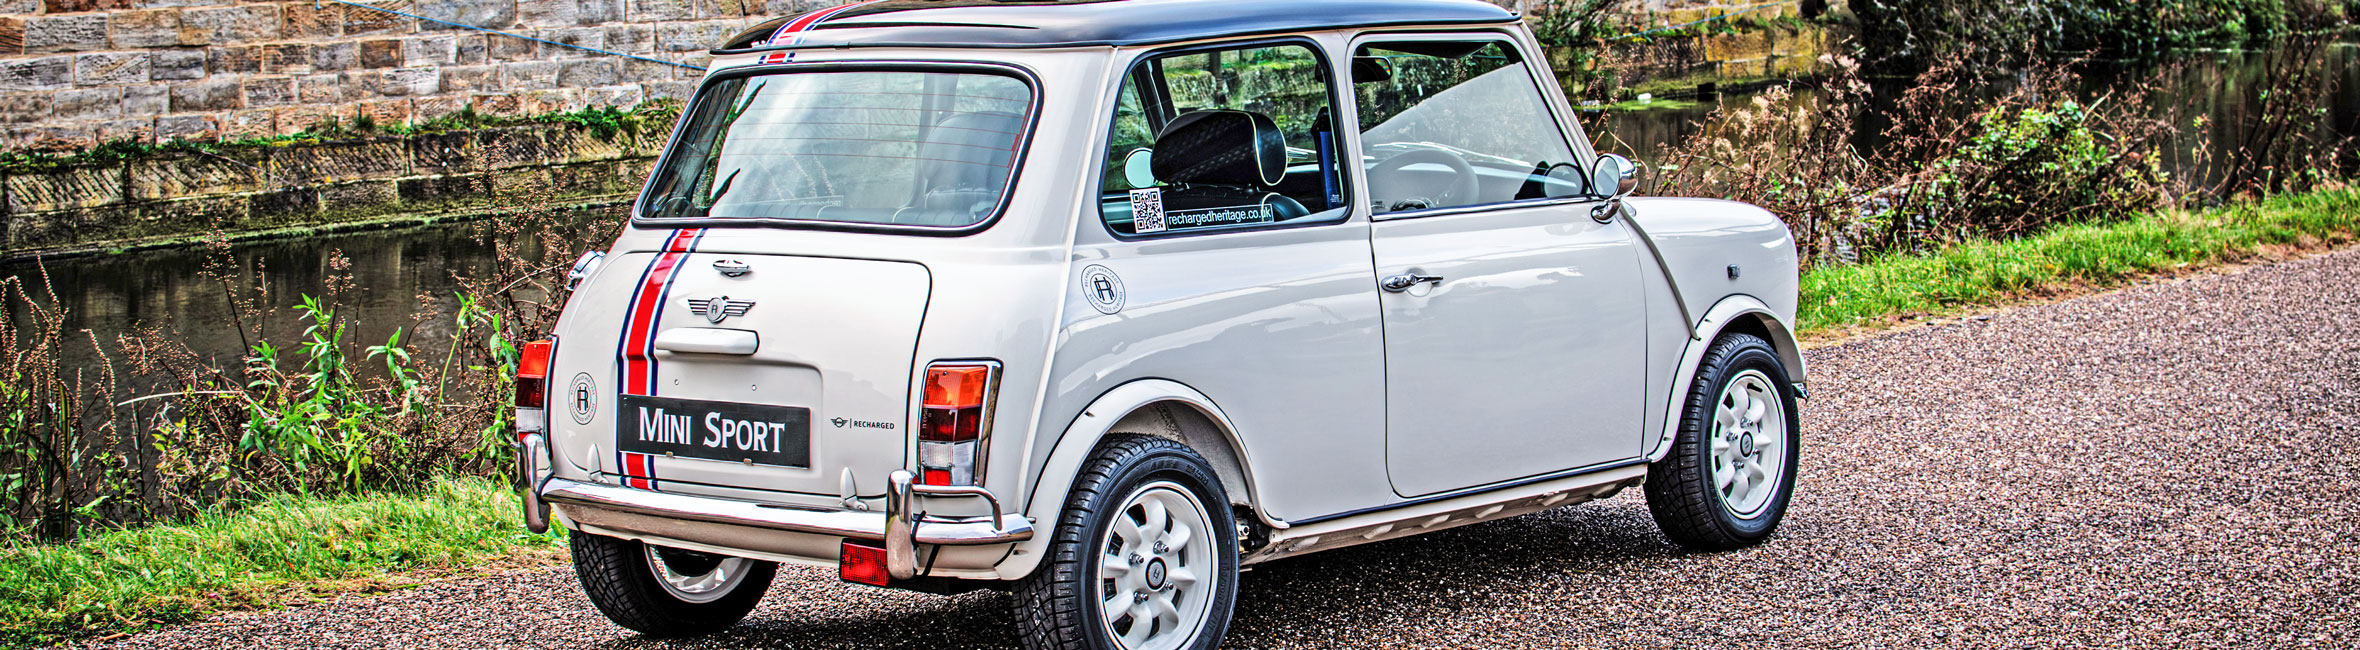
<box><xmin>1351</xmin><ymin>35</ymin><xmax>1651</xmax><ymax>497</ymax></box>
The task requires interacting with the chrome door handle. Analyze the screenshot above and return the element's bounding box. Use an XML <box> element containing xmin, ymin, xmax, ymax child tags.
<box><xmin>1381</xmin><ymin>273</ymin><xmax>1444</xmax><ymax>293</ymax></box>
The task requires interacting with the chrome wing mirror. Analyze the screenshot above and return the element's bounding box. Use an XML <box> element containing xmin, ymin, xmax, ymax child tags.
<box><xmin>1589</xmin><ymin>153</ymin><xmax>1639</xmax><ymax>222</ymax></box>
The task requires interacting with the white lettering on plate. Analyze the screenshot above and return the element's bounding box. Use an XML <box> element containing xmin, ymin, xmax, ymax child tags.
<box><xmin>687</xmin><ymin>411</ymin><xmax>793</xmax><ymax>452</ymax></box>
<box><xmin>639</xmin><ymin>407</ymin><xmax>694</xmax><ymax>444</ymax></box>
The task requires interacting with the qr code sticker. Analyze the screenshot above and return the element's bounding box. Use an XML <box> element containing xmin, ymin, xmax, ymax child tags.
<box><xmin>1129</xmin><ymin>188</ymin><xmax>1166</xmax><ymax>233</ymax></box>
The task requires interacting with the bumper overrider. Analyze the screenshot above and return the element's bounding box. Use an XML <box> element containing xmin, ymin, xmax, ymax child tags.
<box><xmin>514</xmin><ymin>433</ymin><xmax>1033</xmax><ymax>580</ymax></box>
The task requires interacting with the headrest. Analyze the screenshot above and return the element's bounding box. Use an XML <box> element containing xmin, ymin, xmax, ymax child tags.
<box><xmin>916</xmin><ymin>110</ymin><xmax>1024</xmax><ymax>189</ymax></box>
<box><xmin>1150</xmin><ymin>110</ymin><xmax>1284</xmax><ymax>187</ymax></box>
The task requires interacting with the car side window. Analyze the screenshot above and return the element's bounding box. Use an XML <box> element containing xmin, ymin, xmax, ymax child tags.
<box><xmin>1099</xmin><ymin>42</ymin><xmax>1352</xmax><ymax>236</ymax></box>
<box><xmin>1352</xmin><ymin>40</ymin><xmax>1585</xmax><ymax>215</ymax></box>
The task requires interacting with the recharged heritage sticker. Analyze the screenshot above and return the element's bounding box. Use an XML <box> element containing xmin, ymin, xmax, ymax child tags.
<box><xmin>1081</xmin><ymin>264</ymin><xmax>1126</xmax><ymax>315</ymax></box>
<box><xmin>1128</xmin><ymin>188</ymin><xmax>1166</xmax><ymax>233</ymax></box>
<box><xmin>569</xmin><ymin>373</ymin><xmax>597</xmax><ymax>425</ymax></box>
<box><xmin>1164</xmin><ymin>204</ymin><xmax>1274</xmax><ymax>230</ymax></box>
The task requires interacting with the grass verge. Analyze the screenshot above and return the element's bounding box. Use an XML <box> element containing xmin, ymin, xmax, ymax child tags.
<box><xmin>0</xmin><ymin>478</ymin><xmax>562</xmax><ymax>647</ymax></box>
<box><xmin>1799</xmin><ymin>187</ymin><xmax>2360</xmax><ymax>336</ymax></box>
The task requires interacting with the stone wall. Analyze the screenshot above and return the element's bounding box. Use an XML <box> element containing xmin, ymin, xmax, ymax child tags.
<box><xmin>0</xmin><ymin>0</ymin><xmax>834</xmax><ymax>150</ymax></box>
<box><xmin>0</xmin><ymin>0</ymin><xmax>1850</xmax><ymax>151</ymax></box>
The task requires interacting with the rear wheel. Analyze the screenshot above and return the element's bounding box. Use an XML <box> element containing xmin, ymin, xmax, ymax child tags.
<box><xmin>1015</xmin><ymin>436</ymin><xmax>1239</xmax><ymax>650</ymax></box>
<box><xmin>570</xmin><ymin>532</ymin><xmax>775</xmax><ymax>637</ymax></box>
<box><xmin>1646</xmin><ymin>333</ymin><xmax>1800</xmax><ymax>551</ymax></box>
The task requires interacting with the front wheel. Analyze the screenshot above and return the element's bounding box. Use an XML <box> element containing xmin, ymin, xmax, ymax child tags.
<box><xmin>1646</xmin><ymin>332</ymin><xmax>1801</xmax><ymax>551</ymax></box>
<box><xmin>1015</xmin><ymin>435</ymin><xmax>1239</xmax><ymax>650</ymax></box>
<box><xmin>570</xmin><ymin>532</ymin><xmax>776</xmax><ymax>637</ymax></box>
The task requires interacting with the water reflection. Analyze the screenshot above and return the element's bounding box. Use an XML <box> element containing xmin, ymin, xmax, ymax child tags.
<box><xmin>4</xmin><ymin>212</ymin><xmax>613</xmax><ymax>390</ymax></box>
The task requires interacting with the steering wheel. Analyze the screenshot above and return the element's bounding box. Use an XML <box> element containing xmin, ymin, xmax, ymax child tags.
<box><xmin>1368</xmin><ymin>148</ymin><xmax>1481</xmax><ymax>212</ymax></box>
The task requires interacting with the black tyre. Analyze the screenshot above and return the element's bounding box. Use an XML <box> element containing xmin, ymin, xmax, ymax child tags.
<box><xmin>1015</xmin><ymin>435</ymin><xmax>1240</xmax><ymax>650</ymax></box>
<box><xmin>1645</xmin><ymin>332</ymin><xmax>1801</xmax><ymax>551</ymax></box>
<box><xmin>570</xmin><ymin>532</ymin><xmax>776</xmax><ymax>637</ymax></box>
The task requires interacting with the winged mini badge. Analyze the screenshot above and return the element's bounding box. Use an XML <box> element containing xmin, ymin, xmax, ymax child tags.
<box><xmin>684</xmin><ymin>296</ymin><xmax>755</xmax><ymax>324</ymax></box>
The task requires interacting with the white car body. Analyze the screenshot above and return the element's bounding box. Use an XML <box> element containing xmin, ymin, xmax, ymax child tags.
<box><xmin>517</xmin><ymin>0</ymin><xmax>1803</xmax><ymax>591</ymax></box>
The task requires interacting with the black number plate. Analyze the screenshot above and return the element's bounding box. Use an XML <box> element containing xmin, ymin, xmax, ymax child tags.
<box><xmin>617</xmin><ymin>394</ymin><xmax>811</xmax><ymax>468</ymax></box>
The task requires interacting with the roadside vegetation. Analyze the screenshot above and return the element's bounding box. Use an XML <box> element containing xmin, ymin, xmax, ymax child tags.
<box><xmin>0</xmin><ymin>478</ymin><xmax>556</xmax><ymax>647</ymax></box>
<box><xmin>1</xmin><ymin>187</ymin><xmax>608</xmax><ymax>541</ymax></box>
<box><xmin>1799</xmin><ymin>187</ymin><xmax>2360</xmax><ymax>334</ymax></box>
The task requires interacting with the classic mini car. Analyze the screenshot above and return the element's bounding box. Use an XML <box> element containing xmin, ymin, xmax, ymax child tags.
<box><xmin>510</xmin><ymin>0</ymin><xmax>1806</xmax><ymax>647</ymax></box>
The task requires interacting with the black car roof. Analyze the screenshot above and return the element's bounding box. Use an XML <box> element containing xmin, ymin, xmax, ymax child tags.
<box><xmin>714</xmin><ymin>0</ymin><xmax>1521</xmax><ymax>54</ymax></box>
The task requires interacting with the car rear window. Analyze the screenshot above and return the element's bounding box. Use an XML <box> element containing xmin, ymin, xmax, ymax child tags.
<box><xmin>638</xmin><ymin>69</ymin><xmax>1034</xmax><ymax>229</ymax></box>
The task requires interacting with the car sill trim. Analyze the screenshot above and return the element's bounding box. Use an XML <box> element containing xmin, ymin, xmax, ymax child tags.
<box><xmin>1284</xmin><ymin>457</ymin><xmax>1648</xmax><ymax>526</ymax></box>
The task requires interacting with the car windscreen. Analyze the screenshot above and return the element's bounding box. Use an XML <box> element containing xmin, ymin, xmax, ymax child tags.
<box><xmin>638</xmin><ymin>69</ymin><xmax>1034</xmax><ymax>229</ymax></box>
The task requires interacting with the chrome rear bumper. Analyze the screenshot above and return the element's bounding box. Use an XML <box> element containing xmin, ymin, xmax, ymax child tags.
<box><xmin>517</xmin><ymin>435</ymin><xmax>1032</xmax><ymax>580</ymax></box>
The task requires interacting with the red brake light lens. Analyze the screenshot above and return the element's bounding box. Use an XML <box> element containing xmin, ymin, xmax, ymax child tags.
<box><xmin>921</xmin><ymin>406</ymin><xmax>983</xmax><ymax>443</ymax></box>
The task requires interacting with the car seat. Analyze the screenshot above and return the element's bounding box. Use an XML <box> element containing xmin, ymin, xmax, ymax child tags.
<box><xmin>907</xmin><ymin>109</ymin><xmax>1026</xmax><ymax>226</ymax></box>
<box><xmin>1147</xmin><ymin>110</ymin><xmax>1310</xmax><ymax>224</ymax></box>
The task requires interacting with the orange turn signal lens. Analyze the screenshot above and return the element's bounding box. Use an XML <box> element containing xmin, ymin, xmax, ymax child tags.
<box><xmin>519</xmin><ymin>340</ymin><xmax>555</xmax><ymax>379</ymax></box>
<box><xmin>516</xmin><ymin>340</ymin><xmax>555</xmax><ymax>410</ymax></box>
<box><xmin>923</xmin><ymin>364</ymin><xmax>991</xmax><ymax>408</ymax></box>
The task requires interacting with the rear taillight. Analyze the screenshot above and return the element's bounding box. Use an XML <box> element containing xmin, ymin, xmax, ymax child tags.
<box><xmin>917</xmin><ymin>362</ymin><xmax>998</xmax><ymax>486</ymax></box>
<box><xmin>516</xmin><ymin>339</ymin><xmax>555</xmax><ymax>434</ymax></box>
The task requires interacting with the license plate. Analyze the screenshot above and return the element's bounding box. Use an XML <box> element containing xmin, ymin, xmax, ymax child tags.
<box><xmin>616</xmin><ymin>394</ymin><xmax>811</xmax><ymax>468</ymax></box>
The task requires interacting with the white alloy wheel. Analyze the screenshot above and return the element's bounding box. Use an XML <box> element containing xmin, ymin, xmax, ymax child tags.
<box><xmin>1097</xmin><ymin>481</ymin><xmax>1218</xmax><ymax>650</ymax></box>
<box><xmin>644</xmin><ymin>546</ymin><xmax>751</xmax><ymax>604</ymax></box>
<box><xmin>1710</xmin><ymin>369</ymin><xmax>1788</xmax><ymax>519</ymax></box>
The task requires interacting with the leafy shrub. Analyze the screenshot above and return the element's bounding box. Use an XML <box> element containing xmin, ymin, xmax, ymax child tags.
<box><xmin>1854</xmin><ymin>0</ymin><xmax>2354</xmax><ymax>69</ymax></box>
<box><xmin>1894</xmin><ymin>100</ymin><xmax>2169</xmax><ymax>244</ymax></box>
<box><xmin>1647</xmin><ymin>56</ymin><xmax>2175</xmax><ymax>265</ymax></box>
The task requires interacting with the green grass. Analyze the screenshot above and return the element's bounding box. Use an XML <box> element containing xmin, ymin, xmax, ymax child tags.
<box><xmin>1799</xmin><ymin>187</ymin><xmax>2360</xmax><ymax>335</ymax></box>
<box><xmin>0</xmin><ymin>478</ymin><xmax>562</xmax><ymax>647</ymax></box>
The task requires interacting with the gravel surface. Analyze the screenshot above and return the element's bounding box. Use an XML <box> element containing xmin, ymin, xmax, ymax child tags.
<box><xmin>65</xmin><ymin>247</ymin><xmax>2360</xmax><ymax>649</ymax></box>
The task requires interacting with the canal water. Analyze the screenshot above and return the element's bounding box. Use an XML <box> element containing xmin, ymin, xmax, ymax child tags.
<box><xmin>10</xmin><ymin>42</ymin><xmax>2360</xmax><ymax>379</ymax></box>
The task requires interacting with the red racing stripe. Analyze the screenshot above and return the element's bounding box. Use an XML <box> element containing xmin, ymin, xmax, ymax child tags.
<box><xmin>768</xmin><ymin>1</ymin><xmax>877</xmax><ymax>44</ymax></box>
<box><xmin>614</xmin><ymin>228</ymin><xmax>703</xmax><ymax>490</ymax></box>
<box><xmin>761</xmin><ymin>0</ymin><xmax>886</xmax><ymax>64</ymax></box>
<box><xmin>624</xmin><ymin>452</ymin><xmax>654</xmax><ymax>490</ymax></box>
<box><xmin>618</xmin><ymin>229</ymin><xmax>702</xmax><ymax>396</ymax></box>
